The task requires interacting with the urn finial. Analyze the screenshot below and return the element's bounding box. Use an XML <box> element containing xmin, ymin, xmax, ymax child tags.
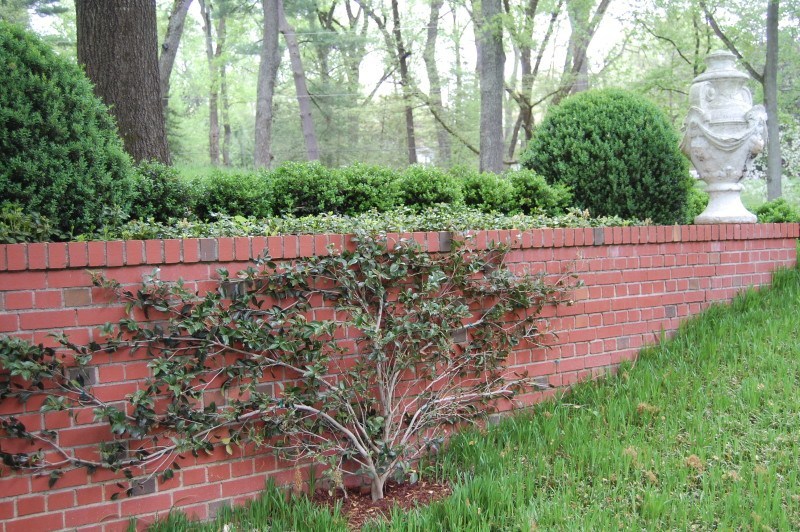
<box><xmin>681</xmin><ymin>50</ymin><xmax>767</xmax><ymax>224</ymax></box>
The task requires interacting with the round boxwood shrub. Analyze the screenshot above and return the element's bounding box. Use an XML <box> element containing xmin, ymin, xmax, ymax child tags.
<box><xmin>270</xmin><ymin>161</ymin><xmax>345</xmax><ymax>216</ymax></box>
<box><xmin>0</xmin><ymin>21</ymin><xmax>135</xmax><ymax>234</ymax></box>
<box><xmin>397</xmin><ymin>165</ymin><xmax>463</xmax><ymax>210</ymax></box>
<box><xmin>507</xmin><ymin>169</ymin><xmax>572</xmax><ymax>216</ymax></box>
<box><xmin>130</xmin><ymin>161</ymin><xmax>195</xmax><ymax>222</ymax></box>
<box><xmin>454</xmin><ymin>166</ymin><xmax>517</xmax><ymax>213</ymax></box>
<box><xmin>337</xmin><ymin>163</ymin><xmax>401</xmax><ymax>215</ymax></box>
<box><xmin>521</xmin><ymin>89</ymin><xmax>693</xmax><ymax>224</ymax></box>
<box><xmin>684</xmin><ymin>183</ymin><xmax>709</xmax><ymax>224</ymax></box>
<box><xmin>193</xmin><ymin>169</ymin><xmax>272</xmax><ymax>220</ymax></box>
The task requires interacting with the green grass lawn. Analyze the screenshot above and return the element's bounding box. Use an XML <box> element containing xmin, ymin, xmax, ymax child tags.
<box><xmin>151</xmin><ymin>264</ymin><xmax>800</xmax><ymax>531</ymax></box>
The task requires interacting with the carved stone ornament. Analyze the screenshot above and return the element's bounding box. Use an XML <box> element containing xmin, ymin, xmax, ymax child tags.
<box><xmin>681</xmin><ymin>50</ymin><xmax>767</xmax><ymax>224</ymax></box>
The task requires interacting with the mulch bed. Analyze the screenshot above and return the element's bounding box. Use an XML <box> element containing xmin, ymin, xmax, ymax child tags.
<box><xmin>312</xmin><ymin>479</ymin><xmax>452</xmax><ymax>530</ymax></box>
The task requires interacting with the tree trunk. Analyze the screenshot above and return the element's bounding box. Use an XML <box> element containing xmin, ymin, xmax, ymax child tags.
<box><xmin>551</xmin><ymin>0</ymin><xmax>610</xmax><ymax>105</ymax></box>
<box><xmin>391</xmin><ymin>0</ymin><xmax>417</xmax><ymax>164</ymax></box>
<box><xmin>764</xmin><ymin>0</ymin><xmax>781</xmax><ymax>200</ymax></box>
<box><xmin>478</xmin><ymin>0</ymin><xmax>505</xmax><ymax>173</ymax></box>
<box><xmin>278</xmin><ymin>0</ymin><xmax>320</xmax><ymax>162</ymax></box>
<box><xmin>423</xmin><ymin>0</ymin><xmax>451</xmax><ymax>165</ymax></box>
<box><xmin>370</xmin><ymin>474</ymin><xmax>386</xmax><ymax>502</ymax></box>
<box><xmin>199</xmin><ymin>0</ymin><xmax>220</xmax><ymax>165</ymax></box>
<box><xmin>76</xmin><ymin>0</ymin><xmax>171</xmax><ymax>164</ymax></box>
<box><xmin>158</xmin><ymin>0</ymin><xmax>192</xmax><ymax>120</ymax></box>
<box><xmin>254</xmin><ymin>0</ymin><xmax>281</xmax><ymax>169</ymax></box>
<box><xmin>217</xmin><ymin>14</ymin><xmax>232</xmax><ymax>167</ymax></box>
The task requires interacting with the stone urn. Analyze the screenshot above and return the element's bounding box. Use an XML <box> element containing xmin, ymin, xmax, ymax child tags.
<box><xmin>681</xmin><ymin>50</ymin><xmax>767</xmax><ymax>224</ymax></box>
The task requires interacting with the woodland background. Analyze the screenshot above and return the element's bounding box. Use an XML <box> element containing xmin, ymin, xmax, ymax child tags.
<box><xmin>2</xmin><ymin>0</ymin><xmax>799</xmax><ymax>188</ymax></box>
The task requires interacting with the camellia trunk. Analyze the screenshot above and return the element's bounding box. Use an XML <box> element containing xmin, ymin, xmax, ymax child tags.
<box><xmin>76</xmin><ymin>0</ymin><xmax>171</xmax><ymax>164</ymax></box>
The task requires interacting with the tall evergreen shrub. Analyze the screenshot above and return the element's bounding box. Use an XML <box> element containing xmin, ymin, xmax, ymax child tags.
<box><xmin>0</xmin><ymin>21</ymin><xmax>135</xmax><ymax>234</ymax></box>
<box><xmin>521</xmin><ymin>89</ymin><xmax>692</xmax><ymax>224</ymax></box>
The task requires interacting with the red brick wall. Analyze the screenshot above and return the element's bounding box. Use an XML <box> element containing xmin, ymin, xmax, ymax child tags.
<box><xmin>0</xmin><ymin>223</ymin><xmax>797</xmax><ymax>531</ymax></box>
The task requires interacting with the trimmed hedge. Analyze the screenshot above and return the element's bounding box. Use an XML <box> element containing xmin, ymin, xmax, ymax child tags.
<box><xmin>756</xmin><ymin>198</ymin><xmax>800</xmax><ymax>223</ymax></box>
<box><xmin>270</xmin><ymin>161</ymin><xmax>345</xmax><ymax>216</ymax></box>
<box><xmin>130</xmin><ymin>161</ymin><xmax>195</xmax><ymax>223</ymax></box>
<box><xmin>521</xmin><ymin>89</ymin><xmax>693</xmax><ymax>224</ymax></box>
<box><xmin>193</xmin><ymin>170</ymin><xmax>272</xmax><ymax>220</ymax></box>
<box><xmin>457</xmin><ymin>167</ymin><xmax>517</xmax><ymax>214</ymax></box>
<box><xmin>398</xmin><ymin>165</ymin><xmax>464</xmax><ymax>210</ymax></box>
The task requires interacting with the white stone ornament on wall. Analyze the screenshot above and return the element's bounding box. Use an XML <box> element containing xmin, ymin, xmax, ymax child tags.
<box><xmin>681</xmin><ymin>50</ymin><xmax>767</xmax><ymax>224</ymax></box>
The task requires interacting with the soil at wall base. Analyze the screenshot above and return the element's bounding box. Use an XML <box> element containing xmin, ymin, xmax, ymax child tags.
<box><xmin>311</xmin><ymin>479</ymin><xmax>452</xmax><ymax>530</ymax></box>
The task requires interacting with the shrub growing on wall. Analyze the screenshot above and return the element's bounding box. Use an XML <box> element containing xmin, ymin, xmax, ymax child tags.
<box><xmin>337</xmin><ymin>163</ymin><xmax>401</xmax><ymax>215</ymax></box>
<box><xmin>129</xmin><ymin>161</ymin><xmax>195</xmax><ymax>222</ymax></box>
<box><xmin>508</xmin><ymin>170</ymin><xmax>573</xmax><ymax>216</ymax></box>
<box><xmin>521</xmin><ymin>89</ymin><xmax>693</xmax><ymax>224</ymax></box>
<box><xmin>0</xmin><ymin>22</ymin><xmax>135</xmax><ymax>234</ymax></box>
<box><xmin>456</xmin><ymin>167</ymin><xmax>517</xmax><ymax>213</ymax></box>
<box><xmin>193</xmin><ymin>169</ymin><xmax>272</xmax><ymax>220</ymax></box>
<box><xmin>397</xmin><ymin>165</ymin><xmax>464</xmax><ymax>210</ymax></box>
<box><xmin>270</xmin><ymin>161</ymin><xmax>346</xmax><ymax>216</ymax></box>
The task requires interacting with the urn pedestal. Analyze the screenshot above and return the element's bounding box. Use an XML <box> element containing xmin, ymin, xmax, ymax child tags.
<box><xmin>681</xmin><ymin>51</ymin><xmax>767</xmax><ymax>224</ymax></box>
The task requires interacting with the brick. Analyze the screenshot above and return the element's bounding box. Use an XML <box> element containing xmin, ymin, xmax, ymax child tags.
<box><xmin>88</xmin><ymin>242</ymin><xmax>106</xmax><ymax>267</ymax></box>
<box><xmin>5</xmin><ymin>512</ymin><xmax>65</xmax><ymax>531</ymax></box>
<box><xmin>164</xmin><ymin>239</ymin><xmax>182</xmax><ymax>263</ymax></box>
<box><xmin>106</xmin><ymin>240</ymin><xmax>124</xmax><ymax>267</ymax></box>
<box><xmin>20</xmin><ymin>310</ymin><xmax>76</xmax><ymax>330</ymax></box>
<box><xmin>7</xmin><ymin>244</ymin><xmax>28</xmax><ymax>270</ymax></box>
<box><xmin>234</xmin><ymin>237</ymin><xmax>251</xmax><ymax>261</ymax></box>
<box><xmin>283</xmin><ymin>235</ymin><xmax>298</xmax><ymax>258</ymax></box>
<box><xmin>48</xmin><ymin>270</ymin><xmax>90</xmax><ymax>288</ymax></box>
<box><xmin>120</xmin><ymin>493</ymin><xmax>173</xmax><ymax>515</ymax></box>
<box><xmin>66</xmin><ymin>242</ymin><xmax>88</xmax><ymax>268</ymax></box>
<box><xmin>16</xmin><ymin>495</ymin><xmax>46</xmax><ymax>516</ymax></box>
<box><xmin>0</xmin><ymin>499</ymin><xmax>14</xmax><ymax>519</ymax></box>
<box><xmin>64</xmin><ymin>503</ymin><xmax>121</xmax><ymax>528</ymax></box>
<box><xmin>5</xmin><ymin>291</ymin><xmax>34</xmax><ymax>310</ymax></box>
<box><xmin>126</xmin><ymin>240</ymin><xmax>145</xmax><ymax>265</ymax></box>
<box><xmin>25</xmin><ymin>242</ymin><xmax>47</xmax><ymax>270</ymax></box>
<box><xmin>34</xmin><ymin>290</ymin><xmax>62</xmax><ymax>309</ymax></box>
<box><xmin>220</xmin><ymin>475</ymin><xmax>267</xmax><ymax>497</ymax></box>
<box><xmin>218</xmin><ymin>237</ymin><xmax>235</xmax><ymax>261</ymax></box>
<box><xmin>171</xmin><ymin>484</ymin><xmax>222</xmax><ymax>506</ymax></box>
<box><xmin>251</xmin><ymin>236</ymin><xmax>268</xmax><ymax>259</ymax></box>
<box><xmin>299</xmin><ymin>235</ymin><xmax>314</xmax><ymax>256</ymax></box>
<box><xmin>183</xmin><ymin>239</ymin><xmax>200</xmax><ymax>263</ymax></box>
<box><xmin>64</xmin><ymin>287</ymin><xmax>92</xmax><ymax>307</ymax></box>
<box><xmin>1</xmin><ymin>272</ymin><xmax>46</xmax><ymax>290</ymax></box>
<box><xmin>47</xmin><ymin>490</ymin><xmax>75</xmax><ymax>512</ymax></box>
<box><xmin>75</xmin><ymin>486</ymin><xmax>104</xmax><ymax>506</ymax></box>
<box><xmin>199</xmin><ymin>239</ymin><xmax>218</xmax><ymax>261</ymax></box>
<box><xmin>145</xmin><ymin>240</ymin><xmax>163</xmax><ymax>264</ymax></box>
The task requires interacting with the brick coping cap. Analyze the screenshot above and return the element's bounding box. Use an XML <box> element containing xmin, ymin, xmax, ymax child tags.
<box><xmin>1</xmin><ymin>223</ymin><xmax>797</xmax><ymax>272</ymax></box>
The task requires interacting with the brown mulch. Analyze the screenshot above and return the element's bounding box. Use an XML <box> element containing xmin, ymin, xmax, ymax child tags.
<box><xmin>312</xmin><ymin>480</ymin><xmax>452</xmax><ymax>530</ymax></box>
